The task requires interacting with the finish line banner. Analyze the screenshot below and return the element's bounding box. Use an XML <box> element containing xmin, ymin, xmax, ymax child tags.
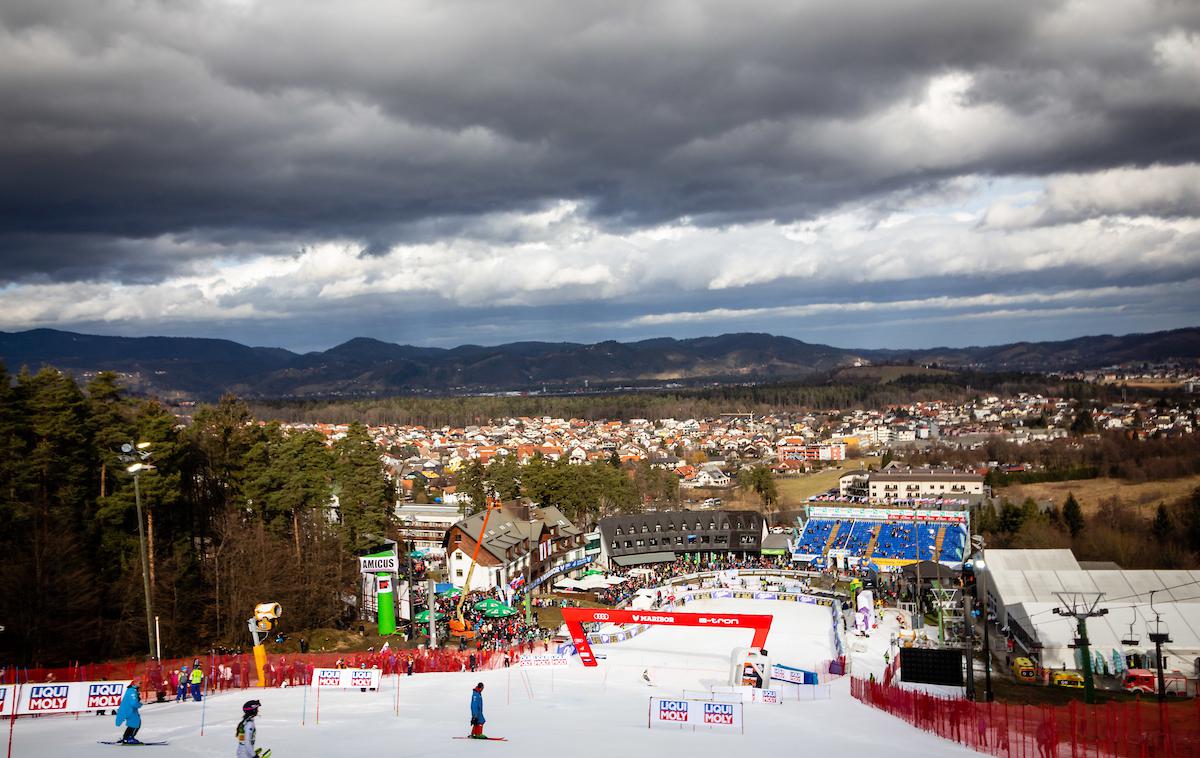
<box><xmin>0</xmin><ymin>680</ymin><xmax>130</xmax><ymax>716</ymax></box>
<box><xmin>648</xmin><ymin>697</ymin><xmax>743</xmax><ymax>733</ymax></box>
<box><xmin>309</xmin><ymin>668</ymin><xmax>382</xmax><ymax>689</ymax></box>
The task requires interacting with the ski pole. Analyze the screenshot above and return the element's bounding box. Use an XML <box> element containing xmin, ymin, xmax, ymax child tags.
<box><xmin>7</xmin><ymin>680</ymin><xmax>22</xmax><ymax>758</ymax></box>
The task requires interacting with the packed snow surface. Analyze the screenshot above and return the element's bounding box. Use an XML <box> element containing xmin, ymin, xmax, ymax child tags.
<box><xmin>16</xmin><ymin>598</ymin><xmax>981</xmax><ymax>756</ymax></box>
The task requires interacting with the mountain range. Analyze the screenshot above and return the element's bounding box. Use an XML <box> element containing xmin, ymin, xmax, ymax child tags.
<box><xmin>1</xmin><ymin>327</ymin><xmax>1197</xmax><ymax>400</ymax></box>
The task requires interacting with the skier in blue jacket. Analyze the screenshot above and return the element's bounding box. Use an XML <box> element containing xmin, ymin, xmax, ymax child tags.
<box><xmin>469</xmin><ymin>682</ymin><xmax>486</xmax><ymax>739</ymax></box>
<box><xmin>114</xmin><ymin>683</ymin><xmax>143</xmax><ymax>744</ymax></box>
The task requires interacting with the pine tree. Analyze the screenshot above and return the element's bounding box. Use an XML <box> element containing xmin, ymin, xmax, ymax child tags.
<box><xmin>457</xmin><ymin>460</ymin><xmax>487</xmax><ymax>514</ymax></box>
<box><xmin>334</xmin><ymin>423</ymin><xmax>394</xmax><ymax>551</ymax></box>
<box><xmin>1185</xmin><ymin>487</ymin><xmax>1200</xmax><ymax>553</ymax></box>
<box><xmin>1063</xmin><ymin>492</ymin><xmax>1085</xmax><ymax>538</ymax></box>
<box><xmin>1151</xmin><ymin>503</ymin><xmax>1173</xmax><ymax>544</ymax></box>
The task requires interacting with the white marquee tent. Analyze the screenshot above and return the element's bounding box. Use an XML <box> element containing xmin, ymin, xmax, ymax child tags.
<box><xmin>979</xmin><ymin>550</ymin><xmax>1200</xmax><ymax>674</ymax></box>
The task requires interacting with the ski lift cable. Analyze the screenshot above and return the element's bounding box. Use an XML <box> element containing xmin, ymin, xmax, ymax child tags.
<box><xmin>1017</xmin><ymin>580</ymin><xmax>1200</xmax><ymax>624</ymax></box>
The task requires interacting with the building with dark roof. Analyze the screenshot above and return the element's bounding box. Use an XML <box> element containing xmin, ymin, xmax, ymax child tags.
<box><xmin>443</xmin><ymin>502</ymin><xmax>585</xmax><ymax>591</ymax></box>
<box><xmin>598</xmin><ymin>509</ymin><xmax>765</xmax><ymax>567</ymax></box>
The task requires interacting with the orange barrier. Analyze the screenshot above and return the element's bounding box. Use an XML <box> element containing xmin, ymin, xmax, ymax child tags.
<box><xmin>851</xmin><ymin>676</ymin><xmax>1200</xmax><ymax>757</ymax></box>
<box><xmin>4</xmin><ymin>642</ymin><xmax>547</xmax><ymax>699</ymax></box>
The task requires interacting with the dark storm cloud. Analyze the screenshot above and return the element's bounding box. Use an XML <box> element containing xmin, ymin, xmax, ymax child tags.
<box><xmin>2</xmin><ymin>0</ymin><xmax>1199</xmax><ymax>286</ymax></box>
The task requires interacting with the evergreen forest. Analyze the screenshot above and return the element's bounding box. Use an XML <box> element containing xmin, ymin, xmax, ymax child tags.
<box><xmin>0</xmin><ymin>366</ymin><xmax>394</xmax><ymax>666</ymax></box>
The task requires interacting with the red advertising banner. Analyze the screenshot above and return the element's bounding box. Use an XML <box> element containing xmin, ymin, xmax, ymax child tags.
<box><xmin>561</xmin><ymin>608</ymin><xmax>772</xmax><ymax>667</ymax></box>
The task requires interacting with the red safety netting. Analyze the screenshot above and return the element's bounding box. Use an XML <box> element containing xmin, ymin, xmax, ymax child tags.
<box><xmin>851</xmin><ymin>676</ymin><xmax>1200</xmax><ymax>757</ymax></box>
<box><xmin>4</xmin><ymin>640</ymin><xmax>551</xmax><ymax>698</ymax></box>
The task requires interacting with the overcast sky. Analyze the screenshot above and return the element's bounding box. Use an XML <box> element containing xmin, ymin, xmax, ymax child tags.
<box><xmin>2</xmin><ymin>0</ymin><xmax>1198</xmax><ymax>352</ymax></box>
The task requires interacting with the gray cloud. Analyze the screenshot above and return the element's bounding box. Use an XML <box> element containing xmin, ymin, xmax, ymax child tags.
<box><xmin>0</xmin><ymin>0</ymin><xmax>1198</xmax><ymax>348</ymax></box>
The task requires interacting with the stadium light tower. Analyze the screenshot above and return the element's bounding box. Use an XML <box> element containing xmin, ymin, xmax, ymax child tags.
<box><xmin>119</xmin><ymin>442</ymin><xmax>156</xmax><ymax>659</ymax></box>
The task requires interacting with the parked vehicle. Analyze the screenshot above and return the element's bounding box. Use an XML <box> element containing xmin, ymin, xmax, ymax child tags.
<box><xmin>1051</xmin><ymin>670</ymin><xmax>1085</xmax><ymax>688</ymax></box>
<box><xmin>1122</xmin><ymin>669</ymin><xmax>1189</xmax><ymax>697</ymax></box>
<box><xmin>1011</xmin><ymin>657</ymin><xmax>1039</xmax><ymax>685</ymax></box>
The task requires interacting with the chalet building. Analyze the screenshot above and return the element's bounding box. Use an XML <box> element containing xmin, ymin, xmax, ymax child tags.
<box><xmin>598</xmin><ymin>509</ymin><xmax>765</xmax><ymax>567</ymax></box>
<box><xmin>443</xmin><ymin>502</ymin><xmax>585</xmax><ymax>591</ymax></box>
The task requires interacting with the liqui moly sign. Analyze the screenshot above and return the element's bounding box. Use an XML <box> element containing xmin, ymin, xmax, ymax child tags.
<box><xmin>0</xmin><ymin>680</ymin><xmax>136</xmax><ymax>716</ymax></box>
<box><xmin>649</xmin><ymin>697</ymin><xmax>742</xmax><ymax>732</ymax></box>
<box><xmin>315</xmin><ymin>670</ymin><xmax>343</xmax><ymax>688</ymax></box>
<box><xmin>310</xmin><ymin>668</ymin><xmax>382</xmax><ymax>689</ymax></box>
<box><xmin>27</xmin><ymin>684</ymin><xmax>69</xmax><ymax>712</ymax></box>
<box><xmin>86</xmin><ymin>682</ymin><xmax>126</xmax><ymax>709</ymax></box>
<box><xmin>657</xmin><ymin>699</ymin><xmax>689</xmax><ymax>722</ymax></box>
<box><xmin>703</xmin><ymin>702</ymin><xmax>735</xmax><ymax>724</ymax></box>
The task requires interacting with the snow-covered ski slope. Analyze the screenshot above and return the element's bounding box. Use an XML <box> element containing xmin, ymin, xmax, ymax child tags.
<box><xmin>17</xmin><ymin>598</ymin><xmax>982</xmax><ymax>756</ymax></box>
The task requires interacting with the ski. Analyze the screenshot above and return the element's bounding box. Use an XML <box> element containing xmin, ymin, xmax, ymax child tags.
<box><xmin>98</xmin><ymin>741</ymin><xmax>170</xmax><ymax>746</ymax></box>
<box><xmin>453</xmin><ymin>736</ymin><xmax>508</xmax><ymax>741</ymax></box>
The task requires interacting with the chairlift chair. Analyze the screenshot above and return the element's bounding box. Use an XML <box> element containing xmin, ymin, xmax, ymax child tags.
<box><xmin>1121</xmin><ymin>612</ymin><xmax>1140</xmax><ymax>646</ymax></box>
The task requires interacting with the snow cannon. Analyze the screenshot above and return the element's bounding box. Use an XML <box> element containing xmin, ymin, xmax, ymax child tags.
<box><xmin>254</xmin><ymin>603</ymin><xmax>282</xmax><ymax>630</ymax></box>
<box><xmin>247</xmin><ymin>602</ymin><xmax>282</xmax><ymax>688</ymax></box>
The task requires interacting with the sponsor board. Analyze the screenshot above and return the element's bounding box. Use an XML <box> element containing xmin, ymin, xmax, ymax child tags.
<box><xmin>518</xmin><ymin>654</ymin><xmax>570</xmax><ymax>667</ymax></box>
<box><xmin>759</xmin><ymin>689</ymin><xmax>780</xmax><ymax>704</ymax></box>
<box><xmin>703</xmin><ymin>702</ymin><xmax>736</xmax><ymax>724</ymax></box>
<box><xmin>808</xmin><ymin>506</ymin><xmax>968</xmax><ymax>524</ymax></box>
<box><xmin>528</xmin><ymin>556</ymin><xmax>595</xmax><ymax>591</ymax></box>
<box><xmin>309</xmin><ymin>668</ymin><xmax>381</xmax><ymax>689</ymax></box>
<box><xmin>770</xmin><ymin>664</ymin><xmax>818</xmax><ymax>685</ymax></box>
<box><xmin>649</xmin><ymin>697</ymin><xmax>743</xmax><ymax>732</ymax></box>
<box><xmin>86</xmin><ymin>682</ymin><xmax>126</xmax><ymax>709</ymax></box>
<box><xmin>0</xmin><ymin>680</ymin><xmax>131</xmax><ymax>716</ymax></box>
<box><xmin>358</xmin><ymin>554</ymin><xmax>398</xmax><ymax>574</ymax></box>
<box><xmin>27</xmin><ymin>684</ymin><xmax>70</xmax><ymax>713</ymax></box>
<box><xmin>698</xmin><ymin>616</ymin><xmax>740</xmax><ymax>626</ymax></box>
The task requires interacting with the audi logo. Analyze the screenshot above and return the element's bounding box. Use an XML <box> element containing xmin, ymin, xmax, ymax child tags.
<box><xmin>593</xmin><ymin>613</ymin><xmax>610</xmax><ymax>621</ymax></box>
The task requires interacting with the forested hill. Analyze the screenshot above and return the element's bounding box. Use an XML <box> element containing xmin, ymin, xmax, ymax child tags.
<box><xmin>1</xmin><ymin>326</ymin><xmax>1197</xmax><ymax>400</ymax></box>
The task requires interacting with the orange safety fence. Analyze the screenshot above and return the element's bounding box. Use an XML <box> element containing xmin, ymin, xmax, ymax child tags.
<box><xmin>3</xmin><ymin>640</ymin><xmax>551</xmax><ymax>699</ymax></box>
<box><xmin>851</xmin><ymin>676</ymin><xmax>1200</xmax><ymax>758</ymax></box>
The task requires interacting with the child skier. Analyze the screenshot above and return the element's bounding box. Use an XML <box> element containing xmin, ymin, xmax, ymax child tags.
<box><xmin>468</xmin><ymin>682</ymin><xmax>486</xmax><ymax>739</ymax></box>
<box><xmin>190</xmin><ymin>661</ymin><xmax>204</xmax><ymax>701</ymax></box>
<box><xmin>114</xmin><ymin>682</ymin><xmax>142</xmax><ymax>744</ymax></box>
<box><xmin>176</xmin><ymin>666</ymin><xmax>189</xmax><ymax>701</ymax></box>
<box><xmin>236</xmin><ymin>699</ymin><xmax>267</xmax><ymax>758</ymax></box>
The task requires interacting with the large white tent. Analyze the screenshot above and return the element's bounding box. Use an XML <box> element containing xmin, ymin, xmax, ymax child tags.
<box><xmin>979</xmin><ymin>549</ymin><xmax>1200</xmax><ymax>674</ymax></box>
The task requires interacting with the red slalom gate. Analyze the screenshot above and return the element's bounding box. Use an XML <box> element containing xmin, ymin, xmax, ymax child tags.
<box><xmin>560</xmin><ymin>608</ymin><xmax>772</xmax><ymax>667</ymax></box>
<box><xmin>851</xmin><ymin>676</ymin><xmax>1200</xmax><ymax>757</ymax></box>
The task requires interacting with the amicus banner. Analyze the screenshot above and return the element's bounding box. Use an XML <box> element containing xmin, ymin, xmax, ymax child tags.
<box><xmin>648</xmin><ymin>697</ymin><xmax>744</xmax><ymax>733</ymax></box>
<box><xmin>358</xmin><ymin>554</ymin><xmax>398</xmax><ymax>574</ymax></box>
<box><xmin>308</xmin><ymin>668</ymin><xmax>382</xmax><ymax>689</ymax></box>
<box><xmin>0</xmin><ymin>680</ymin><xmax>131</xmax><ymax>716</ymax></box>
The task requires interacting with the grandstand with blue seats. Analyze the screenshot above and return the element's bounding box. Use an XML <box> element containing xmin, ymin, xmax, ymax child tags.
<box><xmin>791</xmin><ymin>505</ymin><xmax>970</xmax><ymax>569</ymax></box>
